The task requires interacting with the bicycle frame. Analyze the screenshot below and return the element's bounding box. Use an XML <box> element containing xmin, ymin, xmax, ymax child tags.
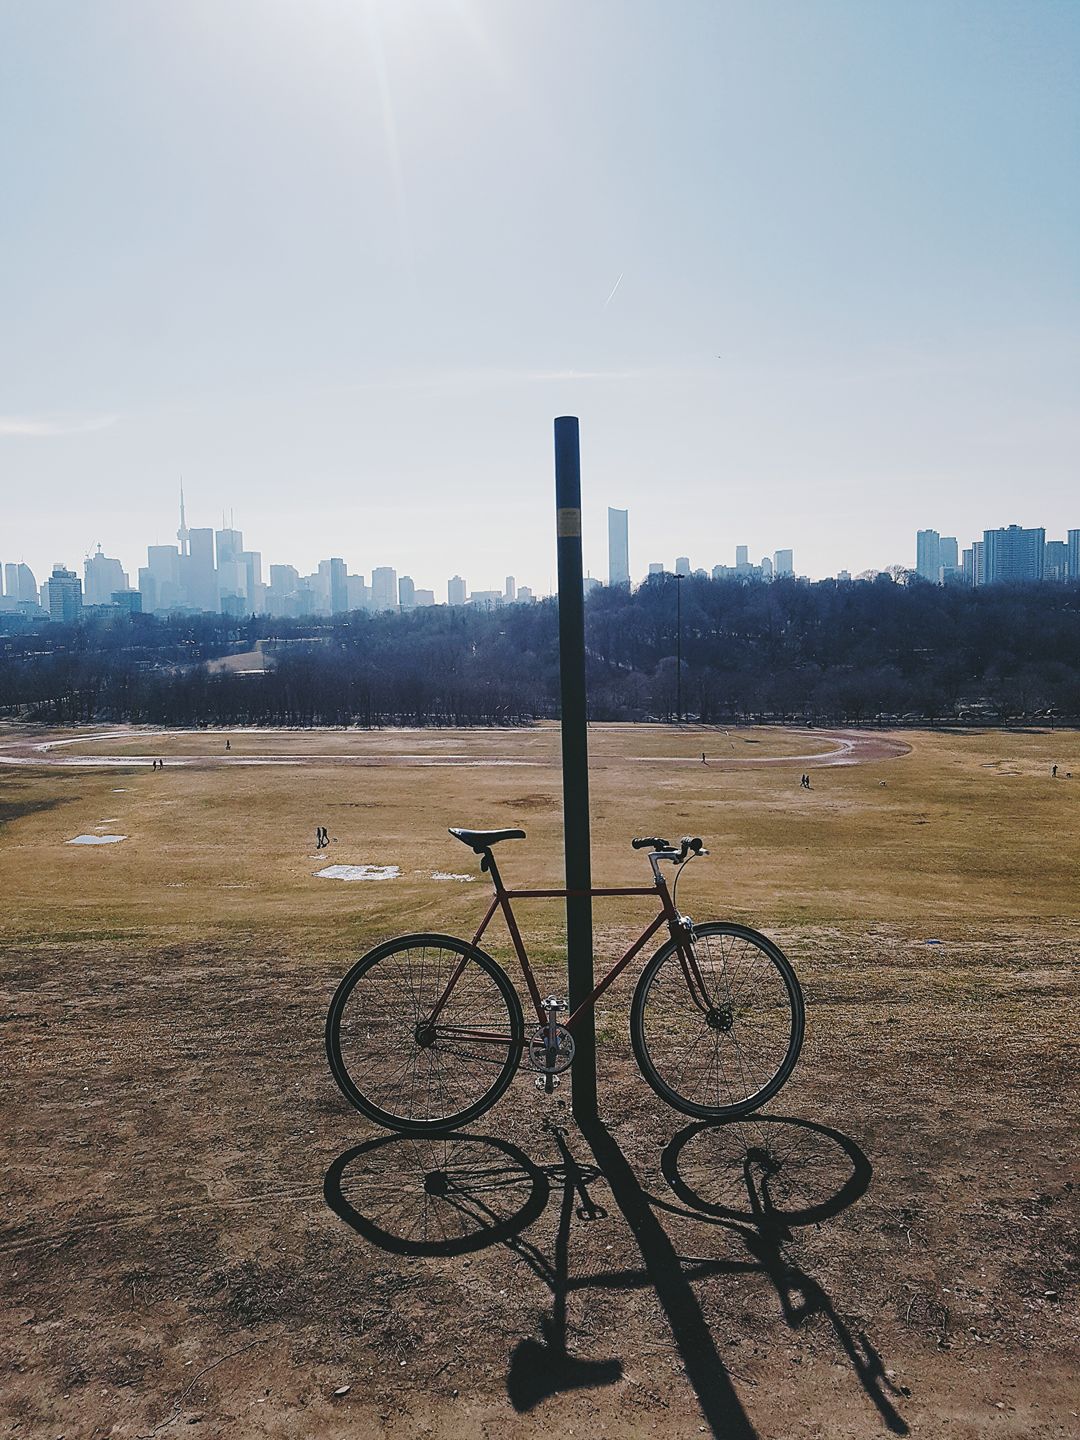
<box><xmin>426</xmin><ymin>850</ymin><xmax>713</xmax><ymax>1045</ymax></box>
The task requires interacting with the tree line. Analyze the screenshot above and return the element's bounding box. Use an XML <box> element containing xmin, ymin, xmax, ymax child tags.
<box><xmin>2</xmin><ymin>574</ymin><xmax>1080</xmax><ymax>728</ymax></box>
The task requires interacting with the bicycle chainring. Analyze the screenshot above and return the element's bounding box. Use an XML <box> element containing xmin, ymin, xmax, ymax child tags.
<box><xmin>527</xmin><ymin>1025</ymin><xmax>576</xmax><ymax>1074</ymax></box>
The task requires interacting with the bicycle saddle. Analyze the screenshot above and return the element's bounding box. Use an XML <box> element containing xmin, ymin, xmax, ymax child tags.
<box><xmin>449</xmin><ymin>827</ymin><xmax>526</xmax><ymax>852</ymax></box>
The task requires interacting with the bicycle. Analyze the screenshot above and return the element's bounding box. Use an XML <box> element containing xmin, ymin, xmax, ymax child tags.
<box><xmin>325</xmin><ymin>828</ymin><xmax>805</xmax><ymax>1133</ymax></box>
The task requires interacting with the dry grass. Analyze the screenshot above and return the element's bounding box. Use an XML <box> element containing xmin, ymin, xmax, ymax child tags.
<box><xmin>1</xmin><ymin>723</ymin><xmax>1077</xmax><ymax>1439</ymax></box>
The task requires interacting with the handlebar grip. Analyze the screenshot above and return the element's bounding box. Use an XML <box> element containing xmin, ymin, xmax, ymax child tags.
<box><xmin>683</xmin><ymin>836</ymin><xmax>704</xmax><ymax>853</ymax></box>
<box><xmin>632</xmin><ymin>836</ymin><xmax>669</xmax><ymax>850</ymax></box>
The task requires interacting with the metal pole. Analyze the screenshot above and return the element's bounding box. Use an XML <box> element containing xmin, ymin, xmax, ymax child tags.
<box><xmin>554</xmin><ymin>416</ymin><xmax>597</xmax><ymax>1122</ymax></box>
<box><xmin>675</xmin><ymin>573</ymin><xmax>684</xmax><ymax>723</ymax></box>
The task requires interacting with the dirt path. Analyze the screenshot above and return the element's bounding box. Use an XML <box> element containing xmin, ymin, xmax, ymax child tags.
<box><xmin>0</xmin><ymin>725</ymin><xmax>910</xmax><ymax>771</ymax></box>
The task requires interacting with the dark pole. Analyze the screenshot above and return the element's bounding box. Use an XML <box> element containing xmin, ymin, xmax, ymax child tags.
<box><xmin>554</xmin><ymin>416</ymin><xmax>596</xmax><ymax>1122</ymax></box>
<box><xmin>675</xmin><ymin>573</ymin><xmax>684</xmax><ymax>723</ymax></box>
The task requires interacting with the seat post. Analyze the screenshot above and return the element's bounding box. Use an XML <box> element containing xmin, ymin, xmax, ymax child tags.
<box><xmin>484</xmin><ymin>849</ymin><xmax>505</xmax><ymax>894</ymax></box>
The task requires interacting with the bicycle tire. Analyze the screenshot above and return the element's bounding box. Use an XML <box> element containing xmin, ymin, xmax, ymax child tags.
<box><xmin>631</xmin><ymin>921</ymin><xmax>804</xmax><ymax>1119</ymax></box>
<box><xmin>326</xmin><ymin>932</ymin><xmax>525</xmax><ymax>1134</ymax></box>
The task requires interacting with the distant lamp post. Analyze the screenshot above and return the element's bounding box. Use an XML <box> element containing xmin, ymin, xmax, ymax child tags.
<box><xmin>673</xmin><ymin>572</ymin><xmax>685</xmax><ymax>723</ymax></box>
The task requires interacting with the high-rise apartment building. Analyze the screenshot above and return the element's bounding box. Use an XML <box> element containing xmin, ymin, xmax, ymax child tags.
<box><xmin>760</xmin><ymin>555</ymin><xmax>774</xmax><ymax>580</ymax></box>
<box><xmin>608</xmin><ymin>508</ymin><xmax>629</xmax><ymax>587</ymax></box>
<box><xmin>448</xmin><ymin>575</ymin><xmax>466</xmax><ymax>606</ymax></box>
<box><xmin>675</xmin><ymin>556</ymin><xmax>691</xmax><ymax>577</ymax></box>
<box><xmin>940</xmin><ymin>536</ymin><xmax>959</xmax><ymax>570</ymax></box>
<box><xmin>1068</xmin><ymin>530</ymin><xmax>1080</xmax><ymax>581</ymax></box>
<box><xmin>504</xmin><ymin>576</ymin><xmax>516</xmax><ymax>602</ymax></box>
<box><xmin>346</xmin><ymin>574</ymin><xmax>369</xmax><ymax>611</ymax></box>
<box><xmin>774</xmin><ymin>549</ymin><xmax>794</xmax><ymax>577</ymax></box>
<box><xmin>398</xmin><ymin>575</ymin><xmax>416</xmax><ymax>610</ymax></box>
<box><xmin>4</xmin><ymin>562</ymin><xmax>37</xmax><ymax>604</ymax></box>
<box><xmin>1044</xmin><ymin>541</ymin><xmax>1069</xmax><ymax>582</ymax></box>
<box><xmin>648</xmin><ymin>562</ymin><xmax>664</xmax><ymax>576</ymax></box>
<box><xmin>983</xmin><ymin>525</ymin><xmax>1045</xmax><ymax>584</ymax></box>
<box><xmin>916</xmin><ymin>529</ymin><xmax>941</xmax><ymax>582</ymax></box>
<box><xmin>44</xmin><ymin>564</ymin><xmax>82</xmax><ymax>623</ymax></box>
<box><xmin>414</xmin><ymin>589</ymin><xmax>435</xmax><ymax>607</ymax></box>
<box><xmin>371</xmin><ymin>567</ymin><xmax>397</xmax><ymax>611</ymax></box>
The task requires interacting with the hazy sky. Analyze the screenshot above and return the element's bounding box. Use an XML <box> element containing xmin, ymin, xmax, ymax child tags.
<box><xmin>2</xmin><ymin>0</ymin><xmax>1078</xmax><ymax>595</ymax></box>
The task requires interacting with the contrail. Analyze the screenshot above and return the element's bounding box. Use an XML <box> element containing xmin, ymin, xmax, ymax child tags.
<box><xmin>603</xmin><ymin>272</ymin><xmax>624</xmax><ymax>309</ymax></box>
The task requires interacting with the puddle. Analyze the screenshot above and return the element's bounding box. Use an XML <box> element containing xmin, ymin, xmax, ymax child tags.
<box><xmin>316</xmin><ymin>864</ymin><xmax>401</xmax><ymax>882</ymax></box>
<box><xmin>68</xmin><ymin>834</ymin><xmax>127</xmax><ymax>846</ymax></box>
<box><xmin>111</xmin><ymin>789</ymin><xmax>129</xmax><ymax>793</ymax></box>
<box><xmin>431</xmin><ymin>872</ymin><xmax>475</xmax><ymax>882</ymax></box>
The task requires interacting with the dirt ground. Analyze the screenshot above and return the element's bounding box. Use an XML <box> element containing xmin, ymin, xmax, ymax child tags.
<box><xmin>1</xmin><ymin>723</ymin><xmax>1077</xmax><ymax>1438</ymax></box>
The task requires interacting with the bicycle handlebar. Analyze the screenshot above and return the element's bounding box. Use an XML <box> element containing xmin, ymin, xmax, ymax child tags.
<box><xmin>632</xmin><ymin>835</ymin><xmax>706</xmax><ymax>861</ymax></box>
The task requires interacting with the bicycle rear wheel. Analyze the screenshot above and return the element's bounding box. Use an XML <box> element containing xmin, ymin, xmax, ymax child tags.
<box><xmin>326</xmin><ymin>933</ymin><xmax>524</xmax><ymax>1133</ymax></box>
<box><xmin>631</xmin><ymin>921</ymin><xmax>804</xmax><ymax>1119</ymax></box>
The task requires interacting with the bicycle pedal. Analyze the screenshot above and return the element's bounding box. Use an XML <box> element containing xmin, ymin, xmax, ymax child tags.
<box><xmin>534</xmin><ymin>1074</ymin><xmax>560</xmax><ymax>1090</ymax></box>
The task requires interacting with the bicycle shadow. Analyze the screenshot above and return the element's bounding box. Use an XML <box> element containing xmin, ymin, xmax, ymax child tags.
<box><xmin>324</xmin><ymin>1114</ymin><xmax>907</xmax><ymax>1437</ymax></box>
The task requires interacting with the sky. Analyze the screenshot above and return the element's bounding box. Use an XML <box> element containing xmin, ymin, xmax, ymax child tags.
<box><xmin>2</xmin><ymin>0</ymin><xmax>1078</xmax><ymax>596</ymax></box>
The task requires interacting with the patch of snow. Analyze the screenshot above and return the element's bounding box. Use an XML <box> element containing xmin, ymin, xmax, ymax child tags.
<box><xmin>68</xmin><ymin>834</ymin><xmax>127</xmax><ymax>846</ymax></box>
<box><xmin>316</xmin><ymin>864</ymin><xmax>400</xmax><ymax>882</ymax></box>
<box><xmin>431</xmin><ymin>872</ymin><xmax>475</xmax><ymax>883</ymax></box>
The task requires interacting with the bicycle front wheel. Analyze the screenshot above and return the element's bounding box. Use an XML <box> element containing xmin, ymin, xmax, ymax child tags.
<box><xmin>326</xmin><ymin>933</ymin><xmax>524</xmax><ymax>1133</ymax></box>
<box><xmin>631</xmin><ymin>922</ymin><xmax>804</xmax><ymax>1119</ymax></box>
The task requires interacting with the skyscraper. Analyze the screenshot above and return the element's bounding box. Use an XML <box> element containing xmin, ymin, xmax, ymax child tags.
<box><xmin>398</xmin><ymin>575</ymin><xmax>416</xmax><ymax>610</ymax></box>
<box><xmin>675</xmin><ymin>556</ymin><xmax>691</xmax><ymax>577</ymax></box>
<box><xmin>448</xmin><ymin>575</ymin><xmax>466</xmax><ymax>606</ymax></box>
<box><xmin>983</xmin><ymin>525</ymin><xmax>1045</xmax><ymax>584</ymax></box>
<box><xmin>83</xmin><ymin>547</ymin><xmax>128</xmax><ymax>606</ymax></box>
<box><xmin>187</xmin><ymin>529</ymin><xmax>217</xmax><ymax>611</ymax></box>
<box><xmin>328</xmin><ymin>557</ymin><xmax>348</xmax><ymax>614</ymax></box>
<box><xmin>774</xmin><ymin>549</ymin><xmax>794</xmax><ymax>577</ymax></box>
<box><xmin>504</xmin><ymin>575</ymin><xmax>516</xmax><ymax>602</ymax></box>
<box><xmin>5</xmin><ymin>562</ymin><xmax>37</xmax><ymax>603</ymax></box>
<box><xmin>608</xmin><ymin>507</ymin><xmax>629</xmax><ymax>587</ymax></box>
<box><xmin>735</xmin><ymin>546</ymin><xmax>749</xmax><ymax>573</ymax></box>
<box><xmin>371</xmin><ymin>567</ymin><xmax>397</xmax><ymax>611</ymax></box>
<box><xmin>147</xmin><ymin>545</ymin><xmax>182</xmax><ymax>611</ymax></box>
<box><xmin>916</xmin><ymin>529</ymin><xmax>941</xmax><ymax>582</ymax></box>
<box><xmin>940</xmin><ymin>536</ymin><xmax>959</xmax><ymax>570</ymax></box>
<box><xmin>44</xmin><ymin>564</ymin><xmax>82</xmax><ymax>622</ymax></box>
<box><xmin>1068</xmin><ymin>530</ymin><xmax>1080</xmax><ymax>580</ymax></box>
<box><xmin>215</xmin><ymin>527</ymin><xmax>242</xmax><ymax>567</ymax></box>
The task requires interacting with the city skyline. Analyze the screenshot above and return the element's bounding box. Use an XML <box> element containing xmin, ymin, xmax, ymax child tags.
<box><xmin>2</xmin><ymin>3</ymin><xmax>1077</xmax><ymax>591</ymax></box>
<box><xmin>7</xmin><ymin>490</ymin><xmax>1080</xmax><ymax>626</ymax></box>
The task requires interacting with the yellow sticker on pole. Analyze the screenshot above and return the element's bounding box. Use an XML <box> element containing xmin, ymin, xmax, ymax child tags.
<box><xmin>557</xmin><ymin>507</ymin><xmax>581</xmax><ymax>538</ymax></box>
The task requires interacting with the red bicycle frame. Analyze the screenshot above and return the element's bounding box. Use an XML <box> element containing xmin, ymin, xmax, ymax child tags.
<box><xmin>426</xmin><ymin>849</ymin><xmax>711</xmax><ymax>1044</ymax></box>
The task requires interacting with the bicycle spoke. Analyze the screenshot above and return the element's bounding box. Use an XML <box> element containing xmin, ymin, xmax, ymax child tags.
<box><xmin>331</xmin><ymin>937</ymin><xmax>520</xmax><ymax>1128</ymax></box>
<box><xmin>635</xmin><ymin>924</ymin><xmax>801</xmax><ymax>1115</ymax></box>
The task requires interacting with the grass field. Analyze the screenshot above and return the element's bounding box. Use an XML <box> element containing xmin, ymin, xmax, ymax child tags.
<box><xmin>1</xmin><ymin>723</ymin><xmax>1077</xmax><ymax>1438</ymax></box>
